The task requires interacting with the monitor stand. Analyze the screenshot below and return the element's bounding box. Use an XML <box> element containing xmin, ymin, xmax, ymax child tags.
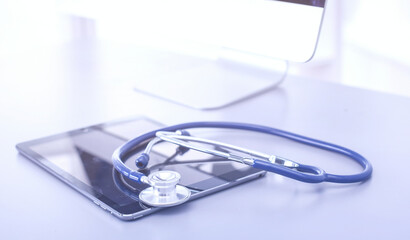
<box><xmin>134</xmin><ymin>51</ymin><xmax>288</xmax><ymax>110</ymax></box>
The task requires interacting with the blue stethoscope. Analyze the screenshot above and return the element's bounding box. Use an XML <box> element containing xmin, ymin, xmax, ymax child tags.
<box><xmin>112</xmin><ymin>122</ymin><xmax>373</xmax><ymax>207</ymax></box>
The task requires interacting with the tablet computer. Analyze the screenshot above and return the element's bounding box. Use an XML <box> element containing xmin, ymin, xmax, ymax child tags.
<box><xmin>16</xmin><ymin>117</ymin><xmax>265</xmax><ymax>220</ymax></box>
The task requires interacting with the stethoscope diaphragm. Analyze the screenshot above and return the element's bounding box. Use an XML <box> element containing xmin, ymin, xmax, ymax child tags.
<box><xmin>138</xmin><ymin>170</ymin><xmax>191</xmax><ymax>207</ymax></box>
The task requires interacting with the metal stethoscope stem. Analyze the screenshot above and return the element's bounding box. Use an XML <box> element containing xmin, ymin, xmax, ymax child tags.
<box><xmin>148</xmin><ymin>131</ymin><xmax>300</xmax><ymax>168</ymax></box>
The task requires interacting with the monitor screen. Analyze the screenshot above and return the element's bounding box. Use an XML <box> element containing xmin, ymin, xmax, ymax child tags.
<box><xmin>277</xmin><ymin>0</ymin><xmax>325</xmax><ymax>8</ymax></box>
<box><xmin>76</xmin><ymin>0</ymin><xmax>326</xmax><ymax>62</ymax></box>
<box><xmin>212</xmin><ymin>0</ymin><xmax>327</xmax><ymax>62</ymax></box>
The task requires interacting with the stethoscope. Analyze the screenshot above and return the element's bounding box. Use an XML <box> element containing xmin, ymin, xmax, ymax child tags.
<box><xmin>112</xmin><ymin>122</ymin><xmax>373</xmax><ymax>207</ymax></box>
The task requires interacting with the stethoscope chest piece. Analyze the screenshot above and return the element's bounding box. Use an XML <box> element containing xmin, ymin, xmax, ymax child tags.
<box><xmin>139</xmin><ymin>170</ymin><xmax>191</xmax><ymax>207</ymax></box>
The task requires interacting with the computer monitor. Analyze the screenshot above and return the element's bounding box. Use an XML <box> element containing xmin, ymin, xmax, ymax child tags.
<box><xmin>64</xmin><ymin>0</ymin><xmax>326</xmax><ymax>109</ymax></box>
<box><xmin>129</xmin><ymin>0</ymin><xmax>327</xmax><ymax>109</ymax></box>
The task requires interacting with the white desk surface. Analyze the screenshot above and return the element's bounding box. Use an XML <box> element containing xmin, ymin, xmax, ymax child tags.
<box><xmin>1</xmin><ymin>42</ymin><xmax>410</xmax><ymax>239</ymax></box>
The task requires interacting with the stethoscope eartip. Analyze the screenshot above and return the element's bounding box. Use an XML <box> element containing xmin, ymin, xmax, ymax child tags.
<box><xmin>135</xmin><ymin>153</ymin><xmax>150</xmax><ymax>169</ymax></box>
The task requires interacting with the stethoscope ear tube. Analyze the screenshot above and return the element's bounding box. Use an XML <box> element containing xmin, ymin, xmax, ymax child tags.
<box><xmin>252</xmin><ymin>159</ymin><xmax>326</xmax><ymax>183</ymax></box>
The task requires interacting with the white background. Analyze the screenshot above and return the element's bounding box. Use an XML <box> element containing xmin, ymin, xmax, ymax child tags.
<box><xmin>1</xmin><ymin>0</ymin><xmax>409</xmax><ymax>96</ymax></box>
<box><xmin>290</xmin><ymin>0</ymin><xmax>410</xmax><ymax>97</ymax></box>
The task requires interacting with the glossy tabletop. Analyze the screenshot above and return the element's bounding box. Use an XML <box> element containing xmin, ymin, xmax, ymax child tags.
<box><xmin>1</xmin><ymin>41</ymin><xmax>410</xmax><ymax>239</ymax></box>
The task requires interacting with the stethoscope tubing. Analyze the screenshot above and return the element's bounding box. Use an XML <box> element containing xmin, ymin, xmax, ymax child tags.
<box><xmin>112</xmin><ymin>122</ymin><xmax>373</xmax><ymax>184</ymax></box>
